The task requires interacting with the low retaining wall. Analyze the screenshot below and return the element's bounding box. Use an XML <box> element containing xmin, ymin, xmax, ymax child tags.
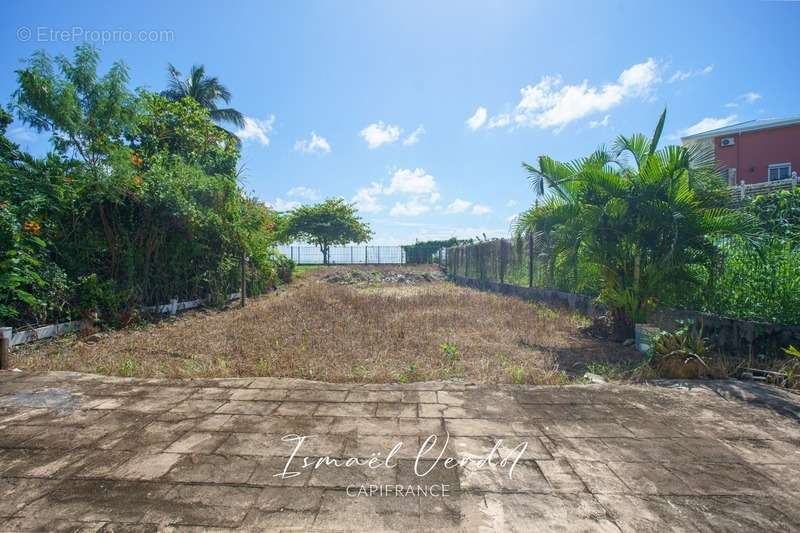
<box><xmin>450</xmin><ymin>275</ymin><xmax>606</xmax><ymax>317</ymax></box>
<box><xmin>649</xmin><ymin>309</ymin><xmax>800</xmax><ymax>357</ymax></box>
<box><xmin>5</xmin><ymin>291</ymin><xmax>243</xmax><ymax>348</ymax></box>
<box><xmin>451</xmin><ymin>275</ymin><xmax>800</xmax><ymax>356</ymax></box>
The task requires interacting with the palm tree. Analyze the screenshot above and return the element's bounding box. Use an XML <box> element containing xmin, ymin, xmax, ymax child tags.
<box><xmin>515</xmin><ymin>110</ymin><xmax>759</xmax><ymax>340</ymax></box>
<box><xmin>162</xmin><ymin>64</ymin><xmax>245</xmax><ymax>130</ymax></box>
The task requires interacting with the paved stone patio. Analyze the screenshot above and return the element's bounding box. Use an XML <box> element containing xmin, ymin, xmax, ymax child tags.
<box><xmin>0</xmin><ymin>371</ymin><xmax>798</xmax><ymax>532</ymax></box>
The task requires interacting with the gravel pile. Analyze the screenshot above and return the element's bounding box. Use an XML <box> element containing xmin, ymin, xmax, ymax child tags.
<box><xmin>321</xmin><ymin>269</ymin><xmax>446</xmax><ymax>285</ymax></box>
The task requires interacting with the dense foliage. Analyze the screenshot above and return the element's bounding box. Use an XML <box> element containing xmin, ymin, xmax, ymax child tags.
<box><xmin>515</xmin><ymin>110</ymin><xmax>759</xmax><ymax>338</ymax></box>
<box><xmin>284</xmin><ymin>198</ymin><xmax>373</xmax><ymax>264</ymax></box>
<box><xmin>162</xmin><ymin>63</ymin><xmax>246</xmax><ymax>137</ymax></box>
<box><xmin>685</xmin><ymin>188</ymin><xmax>800</xmax><ymax>324</ymax></box>
<box><xmin>402</xmin><ymin>238</ymin><xmax>471</xmax><ymax>264</ymax></box>
<box><xmin>1</xmin><ymin>44</ymin><xmax>286</xmax><ymax>327</ymax></box>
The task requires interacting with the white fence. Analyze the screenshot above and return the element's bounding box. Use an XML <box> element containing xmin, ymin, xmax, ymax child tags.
<box><xmin>728</xmin><ymin>174</ymin><xmax>798</xmax><ymax>201</ymax></box>
<box><xmin>2</xmin><ymin>292</ymin><xmax>242</xmax><ymax>348</ymax></box>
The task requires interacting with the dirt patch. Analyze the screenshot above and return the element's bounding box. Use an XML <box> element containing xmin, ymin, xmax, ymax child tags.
<box><xmin>12</xmin><ymin>266</ymin><xmax>641</xmax><ymax>383</ymax></box>
<box><xmin>319</xmin><ymin>265</ymin><xmax>446</xmax><ymax>286</ymax></box>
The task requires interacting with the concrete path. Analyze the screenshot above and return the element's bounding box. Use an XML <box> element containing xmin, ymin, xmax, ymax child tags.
<box><xmin>0</xmin><ymin>371</ymin><xmax>798</xmax><ymax>532</ymax></box>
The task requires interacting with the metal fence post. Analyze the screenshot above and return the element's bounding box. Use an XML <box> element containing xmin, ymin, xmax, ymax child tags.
<box><xmin>528</xmin><ymin>233</ymin><xmax>534</xmax><ymax>288</ymax></box>
<box><xmin>0</xmin><ymin>327</ymin><xmax>11</xmax><ymax>370</ymax></box>
<box><xmin>479</xmin><ymin>243</ymin><xmax>485</xmax><ymax>281</ymax></box>
<box><xmin>739</xmin><ymin>180</ymin><xmax>746</xmax><ymax>201</ymax></box>
<box><xmin>499</xmin><ymin>239</ymin><xmax>507</xmax><ymax>284</ymax></box>
<box><xmin>240</xmin><ymin>252</ymin><xmax>247</xmax><ymax>308</ymax></box>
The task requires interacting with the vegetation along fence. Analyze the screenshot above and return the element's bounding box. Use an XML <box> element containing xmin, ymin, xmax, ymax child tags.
<box><xmin>445</xmin><ymin>238</ymin><xmax>800</xmax><ymax>356</ymax></box>
<box><xmin>446</xmin><ymin>238</ymin><xmax>541</xmax><ymax>288</ymax></box>
<box><xmin>2</xmin><ymin>291</ymin><xmax>244</xmax><ymax>349</ymax></box>
<box><xmin>280</xmin><ymin>245</ymin><xmax>446</xmax><ymax>265</ymax></box>
<box><xmin>728</xmin><ymin>174</ymin><xmax>798</xmax><ymax>203</ymax></box>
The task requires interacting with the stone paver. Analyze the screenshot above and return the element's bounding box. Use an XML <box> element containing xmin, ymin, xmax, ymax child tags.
<box><xmin>0</xmin><ymin>371</ymin><xmax>798</xmax><ymax>531</ymax></box>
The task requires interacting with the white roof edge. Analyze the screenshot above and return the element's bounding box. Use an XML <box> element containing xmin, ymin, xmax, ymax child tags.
<box><xmin>680</xmin><ymin>115</ymin><xmax>800</xmax><ymax>142</ymax></box>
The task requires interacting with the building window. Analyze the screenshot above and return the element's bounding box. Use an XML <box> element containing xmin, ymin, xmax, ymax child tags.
<box><xmin>726</xmin><ymin>167</ymin><xmax>737</xmax><ymax>186</ymax></box>
<box><xmin>768</xmin><ymin>163</ymin><xmax>791</xmax><ymax>181</ymax></box>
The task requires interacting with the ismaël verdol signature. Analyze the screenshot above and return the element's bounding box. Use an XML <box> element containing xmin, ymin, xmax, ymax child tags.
<box><xmin>274</xmin><ymin>433</ymin><xmax>528</xmax><ymax>479</ymax></box>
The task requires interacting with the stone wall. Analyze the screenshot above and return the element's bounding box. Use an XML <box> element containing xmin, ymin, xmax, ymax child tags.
<box><xmin>649</xmin><ymin>309</ymin><xmax>800</xmax><ymax>357</ymax></box>
<box><xmin>450</xmin><ymin>275</ymin><xmax>606</xmax><ymax>317</ymax></box>
<box><xmin>451</xmin><ymin>275</ymin><xmax>800</xmax><ymax>356</ymax></box>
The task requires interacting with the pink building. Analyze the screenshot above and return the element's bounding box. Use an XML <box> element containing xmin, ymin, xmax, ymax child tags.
<box><xmin>681</xmin><ymin>116</ymin><xmax>800</xmax><ymax>185</ymax></box>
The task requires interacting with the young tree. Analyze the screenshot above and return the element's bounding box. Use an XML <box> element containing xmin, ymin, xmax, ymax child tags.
<box><xmin>12</xmin><ymin>43</ymin><xmax>135</xmax><ymax>171</ymax></box>
<box><xmin>286</xmin><ymin>198</ymin><xmax>372</xmax><ymax>264</ymax></box>
<box><xmin>515</xmin><ymin>109</ymin><xmax>760</xmax><ymax>340</ymax></box>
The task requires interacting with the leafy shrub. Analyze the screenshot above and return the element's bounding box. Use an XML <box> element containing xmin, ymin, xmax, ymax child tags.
<box><xmin>275</xmin><ymin>255</ymin><xmax>295</xmax><ymax>284</ymax></box>
<box><xmin>403</xmin><ymin>238</ymin><xmax>470</xmax><ymax>264</ymax></box>
<box><xmin>2</xmin><ymin>45</ymin><xmax>286</xmax><ymax>327</ymax></box>
<box><xmin>118</xmin><ymin>358</ymin><xmax>139</xmax><ymax>377</ymax></box>
<box><xmin>397</xmin><ymin>362</ymin><xmax>419</xmax><ymax>383</ymax></box>
<box><xmin>702</xmin><ymin>239</ymin><xmax>800</xmax><ymax>324</ymax></box>
<box><xmin>508</xmin><ymin>366</ymin><xmax>525</xmax><ymax>384</ymax></box>
<box><xmin>438</xmin><ymin>342</ymin><xmax>460</xmax><ymax>362</ymax></box>
<box><xmin>646</xmin><ymin>324</ymin><xmax>729</xmax><ymax>379</ymax></box>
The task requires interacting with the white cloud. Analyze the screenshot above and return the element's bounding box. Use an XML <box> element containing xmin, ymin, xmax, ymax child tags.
<box><xmin>293</xmin><ymin>131</ymin><xmax>331</xmax><ymax>154</ymax></box>
<box><xmin>505</xmin><ymin>200</ymin><xmax>518</xmax><ymax>208</ymax></box>
<box><xmin>353</xmin><ymin>168</ymin><xmax>441</xmax><ymax>217</ymax></box>
<box><xmin>725</xmin><ymin>91</ymin><xmax>762</xmax><ymax>108</ymax></box>
<box><xmin>742</xmin><ymin>91</ymin><xmax>762</xmax><ymax>103</ymax></box>
<box><xmin>235</xmin><ymin>115</ymin><xmax>275</xmax><ymax>145</ymax></box>
<box><xmin>351</xmin><ymin>182</ymin><xmax>385</xmax><ymax>213</ymax></box>
<box><xmin>680</xmin><ymin>115</ymin><xmax>739</xmax><ymax>137</ymax></box>
<box><xmin>487</xmin><ymin>113</ymin><xmax>511</xmax><ymax>129</ymax></box>
<box><xmin>269</xmin><ymin>186</ymin><xmax>321</xmax><ymax>211</ymax></box>
<box><xmin>390</xmin><ymin>200</ymin><xmax>431</xmax><ymax>217</ymax></box>
<box><xmin>589</xmin><ymin>114</ymin><xmax>611</xmax><ymax>128</ymax></box>
<box><xmin>7</xmin><ymin>126</ymin><xmax>39</xmax><ymax>143</ymax></box>
<box><xmin>466</xmin><ymin>106</ymin><xmax>488</xmax><ymax>130</ymax></box>
<box><xmin>668</xmin><ymin>64</ymin><xmax>713</xmax><ymax>83</ymax></box>
<box><xmin>385</xmin><ymin>168</ymin><xmax>438</xmax><ymax>197</ymax></box>
<box><xmin>514</xmin><ymin>59</ymin><xmax>659</xmax><ymax>131</ymax></box>
<box><xmin>444</xmin><ymin>198</ymin><xmax>472</xmax><ymax>214</ymax></box>
<box><xmin>287</xmin><ymin>187</ymin><xmax>320</xmax><ymax>201</ymax></box>
<box><xmin>474</xmin><ymin>59</ymin><xmax>660</xmax><ymax>133</ymax></box>
<box><xmin>402</xmin><ymin>125</ymin><xmax>425</xmax><ymax>146</ymax></box>
<box><xmin>360</xmin><ymin>121</ymin><xmax>401</xmax><ymax>149</ymax></box>
<box><xmin>471</xmin><ymin>204</ymin><xmax>492</xmax><ymax>215</ymax></box>
<box><xmin>269</xmin><ymin>198</ymin><xmax>300</xmax><ymax>211</ymax></box>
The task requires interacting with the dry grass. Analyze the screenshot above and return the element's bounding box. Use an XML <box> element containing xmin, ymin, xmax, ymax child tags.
<box><xmin>13</xmin><ymin>266</ymin><xmax>640</xmax><ymax>384</ymax></box>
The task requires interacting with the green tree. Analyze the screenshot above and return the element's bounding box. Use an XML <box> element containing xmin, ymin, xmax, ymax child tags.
<box><xmin>402</xmin><ymin>238</ymin><xmax>471</xmax><ymax>264</ymax></box>
<box><xmin>162</xmin><ymin>64</ymin><xmax>245</xmax><ymax>130</ymax></box>
<box><xmin>0</xmin><ymin>109</ymin><xmax>54</xmax><ymax>322</ymax></box>
<box><xmin>516</xmin><ymin>110</ymin><xmax>759</xmax><ymax>339</ymax></box>
<box><xmin>4</xmin><ymin>44</ymin><xmax>285</xmax><ymax>326</ymax></box>
<box><xmin>12</xmin><ymin>43</ymin><xmax>136</xmax><ymax>170</ymax></box>
<box><xmin>285</xmin><ymin>198</ymin><xmax>373</xmax><ymax>264</ymax></box>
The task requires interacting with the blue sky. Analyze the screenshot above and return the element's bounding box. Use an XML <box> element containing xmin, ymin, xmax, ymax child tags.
<box><xmin>2</xmin><ymin>0</ymin><xmax>799</xmax><ymax>244</ymax></box>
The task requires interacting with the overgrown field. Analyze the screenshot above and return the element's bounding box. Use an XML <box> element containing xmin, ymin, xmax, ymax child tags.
<box><xmin>12</xmin><ymin>266</ymin><xmax>639</xmax><ymax>383</ymax></box>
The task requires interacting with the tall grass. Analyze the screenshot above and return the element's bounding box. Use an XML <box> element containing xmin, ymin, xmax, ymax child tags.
<box><xmin>703</xmin><ymin>239</ymin><xmax>800</xmax><ymax>324</ymax></box>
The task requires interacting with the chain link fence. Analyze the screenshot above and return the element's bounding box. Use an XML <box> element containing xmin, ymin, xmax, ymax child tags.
<box><xmin>446</xmin><ymin>237</ymin><xmax>544</xmax><ymax>287</ymax></box>
<box><xmin>279</xmin><ymin>245</ymin><xmax>447</xmax><ymax>265</ymax></box>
